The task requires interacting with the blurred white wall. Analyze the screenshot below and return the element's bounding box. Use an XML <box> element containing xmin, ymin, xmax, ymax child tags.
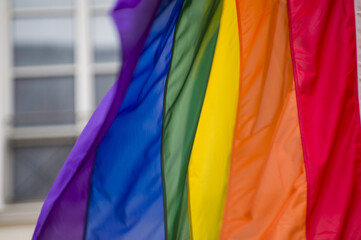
<box><xmin>0</xmin><ymin>224</ymin><xmax>35</xmax><ymax>239</ymax></box>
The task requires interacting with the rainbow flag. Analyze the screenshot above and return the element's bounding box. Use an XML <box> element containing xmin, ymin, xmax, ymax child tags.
<box><xmin>33</xmin><ymin>0</ymin><xmax>361</xmax><ymax>239</ymax></box>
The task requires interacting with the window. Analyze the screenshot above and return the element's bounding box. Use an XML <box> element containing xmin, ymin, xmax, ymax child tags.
<box><xmin>12</xmin><ymin>142</ymin><xmax>74</xmax><ymax>203</ymax></box>
<box><xmin>13</xmin><ymin>0</ymin><xmax>73</xmax><ymax>8</ymax></box>
<box><xmin>14</xmin><ymin>76</ymin><xmax>75</xmax><ymax>126</ymax></box>
<box><xmin>93</xmin><ymin>14</ymin><xmax>119</xmax><ymax>63</ymax></box>
<box><xmin>0</xmin><ymin>0</ymin><xmax>120</xmax><ymax>223</ymax></box>
<box><xmin>13</xmin><ymin>17</ymin><xmax>74</xmax><ymax>66</ymax></box>
<box><xmin>95</xmin><ymin>74</ymin><xmax>118</xmax><ymax>106</ymax></box>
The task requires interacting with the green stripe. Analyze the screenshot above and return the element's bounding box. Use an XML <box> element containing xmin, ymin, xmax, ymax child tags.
<box><xmin>161</xmin><ymin>0</ymin><xmax>223</xmax><ymax>239</ymax></box>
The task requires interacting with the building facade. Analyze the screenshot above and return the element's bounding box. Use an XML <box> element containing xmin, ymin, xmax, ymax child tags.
<box><xmin>0</xmin><ymin>0</ymin><xmax>120</xmax><ymax>238</ymax></box>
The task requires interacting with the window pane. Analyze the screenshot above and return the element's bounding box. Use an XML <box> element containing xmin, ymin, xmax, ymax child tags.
<box><xmin>92</xmin><ymin>0</ymin><xmax>114</xmax><ymax>6</ymax></box>
<box><xmin>92</xmin><ymin>15</ymin><xmax>119</xmax><ymax>63</ymax></box>
<box><xmin>12</xmin><ymin>144</ymin><xmax>73</xmax><ymax>203</ymax></box>
<box><xmin>13</xmin><ymin>17</ymin><xmax>74</xmax><ymax>66</ymax></box>
<box><xmin>14</xmin><ymin>76</ymin><xmax>75</xmax><ymax>126</ymax></box>
<box><xmin>95</xmin><ymin>74</ymin><xmax>117</xmax><ymax>106</ymax></box>
<box><xmin>13</xmin><ymin>0</ymin><xmax>73</xmax><ymax>8</ymax></box>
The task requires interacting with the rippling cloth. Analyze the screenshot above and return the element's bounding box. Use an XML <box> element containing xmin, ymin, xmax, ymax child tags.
<box><xmin>220</xmin><ymin>0</ymin><xmax>306</xmax><ymax>238</ymax></box>
<box><xmin>288</xmin><ymin>0</ymin><xmax>361</xmax><ymax>238</ymax></box>
<box><xmin>33</xmin><ymin>0</ymin><xmax>361</xmax><ymax>239</ymax></box>
<box><xmin>33</xmin><ymin>1</ymin><xmax>161</xmax><ymax>239</ymax></box>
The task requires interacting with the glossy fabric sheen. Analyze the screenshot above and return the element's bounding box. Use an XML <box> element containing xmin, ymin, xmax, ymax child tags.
<box><xmin>161</xmin><ymin>0</ymin><xmax>222</xmax><ymax>239</ymax></box>
<box><xmin>187</xmin><ymin>0</ymin><xmax>239</xmax><ymax>238</ymax></box>
<box><xmin>288</xmin><ymin>0</ymin><xmax>361</xmax><ymax>238</ymax></box>
<box><xmin>221</xmin><ymin>0</ymin><xmax>307</xmax><ymax>239</ymax></box>
<box><xmin>85</xmin><ymin>1</ymin><xmax>183</xmax><ymax>239</ymax></box>
<box><xmin>32</xmin><ymin>1</ymin><xmax>160</xmax><ymax>239</ymax></box>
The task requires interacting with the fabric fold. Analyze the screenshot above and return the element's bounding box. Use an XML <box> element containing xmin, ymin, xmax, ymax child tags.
<box><xmin>288</xmin><ymin>0</ymin><xmax>361</xmax><ymax>238</ymax></box>
<box><xmin>187</xmin><ymin>0</ymin><xmax>239</xmax><ymax>238</ymax></box>
<box><xmin>33</xmin><ymin>1</ymin><xmax>161</xmax><ymax>239</ymax></box>
<box><xmin>161</xmin><ymin>0</ymin><xmax>223</xmax><ymax>238</ymax></box>
<box><xmin>221</xmin><ymin>0</ymin><xmax>307</xmax><ymax>238</ymax></box>
<box><xmin>85</xmin><ymin>1</ymin><xmax>184</xmax><ymax>239</ymax></box>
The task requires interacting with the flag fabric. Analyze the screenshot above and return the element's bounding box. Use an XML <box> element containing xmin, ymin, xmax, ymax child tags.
<box><xmin>33</xmin><ymin>0</ymin><xmax>361</xmax><ymax>239</ymax></box>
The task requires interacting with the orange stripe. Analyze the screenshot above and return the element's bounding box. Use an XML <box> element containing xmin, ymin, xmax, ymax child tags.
<box><xmin>220</xmin><ymin>0</ymin><xmax>307</xmax><ymax>239</ymax></box>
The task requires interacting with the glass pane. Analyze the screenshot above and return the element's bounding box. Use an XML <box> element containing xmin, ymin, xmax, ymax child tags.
<box><xmin>92</xmin><ymin>15</ymin><xmax>119</xmax><ymax>63</ymax></box>
<box><xmin>13</xmin><ymin>0</ymin><xmax>73</xmax><ymax>8</ymax></box>
<box><xmin>95</xmin><ymin>74</ymin><xmax>117</xmax><ymax>106</ymax></box>
<box><xmin>14</xmin><ymin>76</ymin><xmax>75</xmax><ymax>126</ymax></box>
<box><xmin>12</xmin><ymin>144</ymin><xmax>73</xmax><ymax>203</ymax></box>
<box><xmin>92</xmin><ymin>0</ymin><xmax>114</xmax><ymax>6</ymax></box>
<box><xmin>13</xmin><ymin>17</ymin><xmax>74</xmax><ymax>66</ymax></box>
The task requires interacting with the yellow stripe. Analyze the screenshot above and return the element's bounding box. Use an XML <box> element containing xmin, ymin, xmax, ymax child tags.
<box><xmin>187</xmin><ymin>0</ymin><xmax>240</xmax><ymax>238</ymax></box>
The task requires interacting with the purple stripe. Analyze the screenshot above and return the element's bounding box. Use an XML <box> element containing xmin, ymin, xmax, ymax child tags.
<box><xmin>32</xmin><ymin>1</ymin><xmax>161</xmax><ymax>239</ymax></box>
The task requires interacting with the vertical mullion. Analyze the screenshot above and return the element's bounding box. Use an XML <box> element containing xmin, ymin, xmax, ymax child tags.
<box><xmin>75</xmin><ymin>0</ymin><xmax>94</xmax><ymax>132</ymax></box>
<box><xmin>0</xmin><ymin>0</ymin><xmax>13</xmax><ymax>207</ymax></box>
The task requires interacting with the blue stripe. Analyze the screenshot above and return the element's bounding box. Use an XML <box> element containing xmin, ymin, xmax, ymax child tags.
<box><xmin>85</xmin><ymin>0</ymin><xmax>183</xmax><ymax>239</ymax></box>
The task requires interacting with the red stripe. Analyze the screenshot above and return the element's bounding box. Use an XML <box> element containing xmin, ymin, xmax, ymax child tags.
<box><xmin>288</xmin><ymin>0</ymin><xmax>361</xmax><ymax>238</ymax></box>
